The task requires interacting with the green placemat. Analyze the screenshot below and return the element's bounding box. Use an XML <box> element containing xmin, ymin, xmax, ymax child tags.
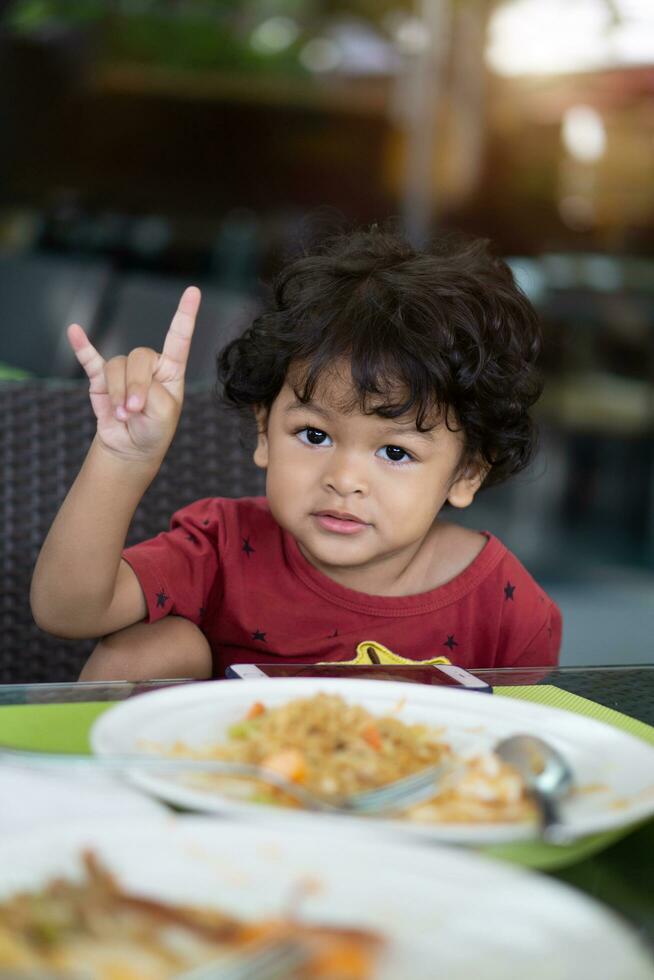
<box><xmin>0</xmin><ymin>703</ymin><xmax>112</xmax><ymax>753</ymax></box>
<box><xmin>496</xmin><ymin>685</ymin><xmax>654</xmax><ymax>747</ymax></box>
<box><xmin>1</xmin><ymin>686</ymin><xmax>652</xmax><ymax>871</ymax></box>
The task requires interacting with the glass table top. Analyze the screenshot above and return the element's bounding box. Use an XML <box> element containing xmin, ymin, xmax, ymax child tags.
<box><xmin>2</xmin><ymin>664</ymin><xmax>653</xmax><ymax>723</ymax></box>
<box><xmin>1</xmin><ymin>664</ymin><xmax>653</xmax><ymax>952</ymax></box>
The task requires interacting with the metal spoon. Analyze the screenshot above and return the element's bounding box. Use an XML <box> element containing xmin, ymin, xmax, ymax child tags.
<box><xmin>495</xmin><ymin>734</ymin><xmax>574</xmax><ymax>843</ymax></box>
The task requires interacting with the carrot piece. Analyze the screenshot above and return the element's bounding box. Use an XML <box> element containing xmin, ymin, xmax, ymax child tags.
<box><xmin>361</xmin><ymin>723</ymin><xmax>382</xmax><ymax>751</ymax></box>
<box><xmin>262</xmin><ymin>749</ymin><xmax>306</xmax><ymax>783</ymax></box>
<box><xmin>311</xmin><ymin>943</ymin><xmax>374</xmax><ymax>977</ymax></box>
<box><xmin>246</xmin><ymin>701</ymin><xmax>266</xmax><ymax>720</ymax></box>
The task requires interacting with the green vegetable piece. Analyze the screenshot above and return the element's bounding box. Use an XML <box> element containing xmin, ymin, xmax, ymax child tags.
<box><xmin>227</xmin><ymin>720</ymin><xmax>255</xmax><ymax>739</ymax></box>
<box><xmin>30</xmin><ymin>917</ymin><xmax>61</xmax><ymax>946</ymax></box>
<box><xmin>250</xmin><ymin>791</ymin><xmax>279</xmax><ymax>806</ymax></box>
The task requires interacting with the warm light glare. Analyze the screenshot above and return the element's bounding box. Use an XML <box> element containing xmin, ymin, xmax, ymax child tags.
<box><xmin>486</xmin><ymin>0</ymin><xmax>654</xmax><ymax>75</ymax></box>
<box><xmin>561</xmin><ymin>106</ymin><xmax>607</xmax><ymax>162</ymax></box>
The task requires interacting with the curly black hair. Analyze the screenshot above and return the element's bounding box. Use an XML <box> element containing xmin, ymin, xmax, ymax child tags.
<box><xmin>217</xmin><ymin>226</ymin><xmax>543</xmax><ymax>489</ymax></box>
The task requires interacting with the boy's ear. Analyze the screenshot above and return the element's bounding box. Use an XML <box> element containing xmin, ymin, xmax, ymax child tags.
<box><xmin>252</xmin><ymin>405</ymin><xmax>269</xmax><ymax>469</ymax></box>
<box><xmin>446</xmin><ymin>460</ymin><xmax>487</xmax><ymax>509</ymax></box>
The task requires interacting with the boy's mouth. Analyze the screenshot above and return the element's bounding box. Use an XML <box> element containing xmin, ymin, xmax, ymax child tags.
<box><xmin>313</xmin><ymin>511</ymin><xmax>370</xmax><ymax>535</ymax></box>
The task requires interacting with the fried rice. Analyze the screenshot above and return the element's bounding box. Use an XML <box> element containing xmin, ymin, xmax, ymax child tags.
<box><xmin>164</xmin><ymin>693</ymin><xmax>534</xmax><ymax>824</ymax></box>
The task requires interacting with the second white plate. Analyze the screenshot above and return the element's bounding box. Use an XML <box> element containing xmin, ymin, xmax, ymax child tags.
<box><xmin>1</xmin><ymin>815</ymin><xmax>652</xmax><ymax>980</ymax></box>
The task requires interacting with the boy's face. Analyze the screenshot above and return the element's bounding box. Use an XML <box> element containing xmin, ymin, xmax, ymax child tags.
<box><xmin>254</xmin><ymin>363</ymin><xmax>484</xmax><ymax>592</ymax></box>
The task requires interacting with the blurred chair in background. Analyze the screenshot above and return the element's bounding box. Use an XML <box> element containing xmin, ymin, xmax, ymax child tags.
<box><xmin>0</xmin><ymin>252</ymin><xmax>261</xmax><ymax>383</ymax></box>
<box><xmin>0</xmin><ymin>382</ymin><xmax>265</xmax><ymax>684</ymax></box>
<box><xmin>0</xmin><ymin>252</ymin><xmax>112</xmax><ymax>377</ymax></box>
<box><xmin>94</xmin><ymin>273</ymin><xmax>260</xmax><ymax>383</ymax></box>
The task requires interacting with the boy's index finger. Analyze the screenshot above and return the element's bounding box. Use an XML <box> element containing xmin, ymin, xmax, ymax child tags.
<box><xmin>161</xmin><ymin>286</ymin><xmax>201</xmax><ymax>375</ymax></box>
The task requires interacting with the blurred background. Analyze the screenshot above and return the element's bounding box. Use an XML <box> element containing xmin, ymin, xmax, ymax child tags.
<box><xmin>0</xmin><ymin>0</ymin><xmax>652</xmax><ymax>666</ymax></box>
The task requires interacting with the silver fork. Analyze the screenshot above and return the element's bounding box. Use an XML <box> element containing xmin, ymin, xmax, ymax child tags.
<box><xmin>0</xmin><ymin>745</ymin><xmax>452</xmax><ymax>816</ymax></box>
<box><xmin>176</xmin><ymin>936</ymin><xmax>309</xmax><ymax>980</ymax></box>
<box><xmin>18</xmin><ymin>937</ymin><xmax>308</xmax><ymax>980</ymax></box>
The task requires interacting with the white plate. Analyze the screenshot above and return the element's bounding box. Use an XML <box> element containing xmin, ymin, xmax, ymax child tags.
<box><xmin>91</xmin><ymin>677</ymin><xmax>654</xmax><ymax>845</ymax></box>
<box><xmin>0</xmin><ymin>815</ymin><xmax>651</xmax><ymax>980</ymax></box>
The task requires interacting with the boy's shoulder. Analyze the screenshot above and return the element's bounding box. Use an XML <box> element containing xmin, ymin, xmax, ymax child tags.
<box><xmin>441</xmin><ymin>524</ymin><xmax>561</xmax><ymax>663</ymax></box>
<box><xmin>468</xmin><ymin>528</ymin><xmax>560</xmax><ymax>649</ymax></box>
<box><xmin>486</xmin><ymin>535</ymin><xmax>553</xmax><ymax>606</ymax></box>
<box><xmin>432</xmin><ymin>520</ymin><xmax>554</xmax><ymax>606</ymax></box>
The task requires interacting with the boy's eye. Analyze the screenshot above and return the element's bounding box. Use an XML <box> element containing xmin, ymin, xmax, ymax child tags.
<box><xmin>378</xmin><ymin>445</ymin><xmax>412</xmax><ymax>463</ymax></box>
<box><xmin>297</xmin><ymin>427</ymin><xmax>332</xmax><ymax>446</ymax></box>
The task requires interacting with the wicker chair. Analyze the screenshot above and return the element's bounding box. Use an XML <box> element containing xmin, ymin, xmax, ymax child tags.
<box><xmin>0</xmin><ymin>382</ymin><xmax>265</xmax><ymax>683</ymax></box>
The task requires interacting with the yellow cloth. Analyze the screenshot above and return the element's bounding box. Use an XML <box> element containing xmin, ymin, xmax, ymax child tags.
<box><xmin>321</xmin><ymin>640</ymin><xmax>451</xmax><ymax>666</ymax></box>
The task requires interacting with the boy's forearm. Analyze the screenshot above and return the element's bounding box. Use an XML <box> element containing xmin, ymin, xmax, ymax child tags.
<box><xmin>30</xmin><ymin>436</ymin><xmax>161</xmax><ymax>636</ymax></box>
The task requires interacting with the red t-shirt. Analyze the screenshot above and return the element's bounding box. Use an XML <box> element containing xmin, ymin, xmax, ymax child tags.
<box><xmin>122</xmin><ymin>496</ymin><xmax>561</xmax><ymax>677</ymax></box>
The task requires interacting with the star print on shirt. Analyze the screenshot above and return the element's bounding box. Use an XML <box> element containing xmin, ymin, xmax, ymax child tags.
<box><xmin>444</xmin><ymin>635</ymin><xmax>458</xmax><ymax>650</ymax></box>
<box><xmin>251</xmin><ymin>629</ymin><xmax>267</xmax><ymax>642</ymax></box>
<box><xmin>504</xmin><ymin>582</ymin><xmax>516</xmax><ymax>600</ymax></box>
<box><xmin>242</xmin><ymin>537</ymin><xmax>255</xmax><ymax>557</ymax></box>
<box><xmin>327</xmin><ymin>628</ymin><xmax>339</xmax><ymax>638</ymax></box>
<box><xmin>156</xmin><ymin>590</ymin><xmax>169</xmax><ymax>608</ymax></box>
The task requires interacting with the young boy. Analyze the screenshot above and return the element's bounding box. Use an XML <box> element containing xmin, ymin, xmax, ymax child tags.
<box><xmin>31</xmin><ymin>228</ymin><xmax>561</xmax><ymax>681</ymax></box>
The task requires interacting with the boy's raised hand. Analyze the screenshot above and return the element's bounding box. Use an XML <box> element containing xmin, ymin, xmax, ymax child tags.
<box><xmin>67</xmin><ymin>286</ymin><xmax>201</xmax><ymax>464</ymax></box>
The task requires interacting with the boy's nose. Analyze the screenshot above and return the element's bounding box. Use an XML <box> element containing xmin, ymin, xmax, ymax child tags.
<box><xmin>323</xmin><ymin>453</ymin><xmax>368</xmax><ymax>497</ymax></box>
